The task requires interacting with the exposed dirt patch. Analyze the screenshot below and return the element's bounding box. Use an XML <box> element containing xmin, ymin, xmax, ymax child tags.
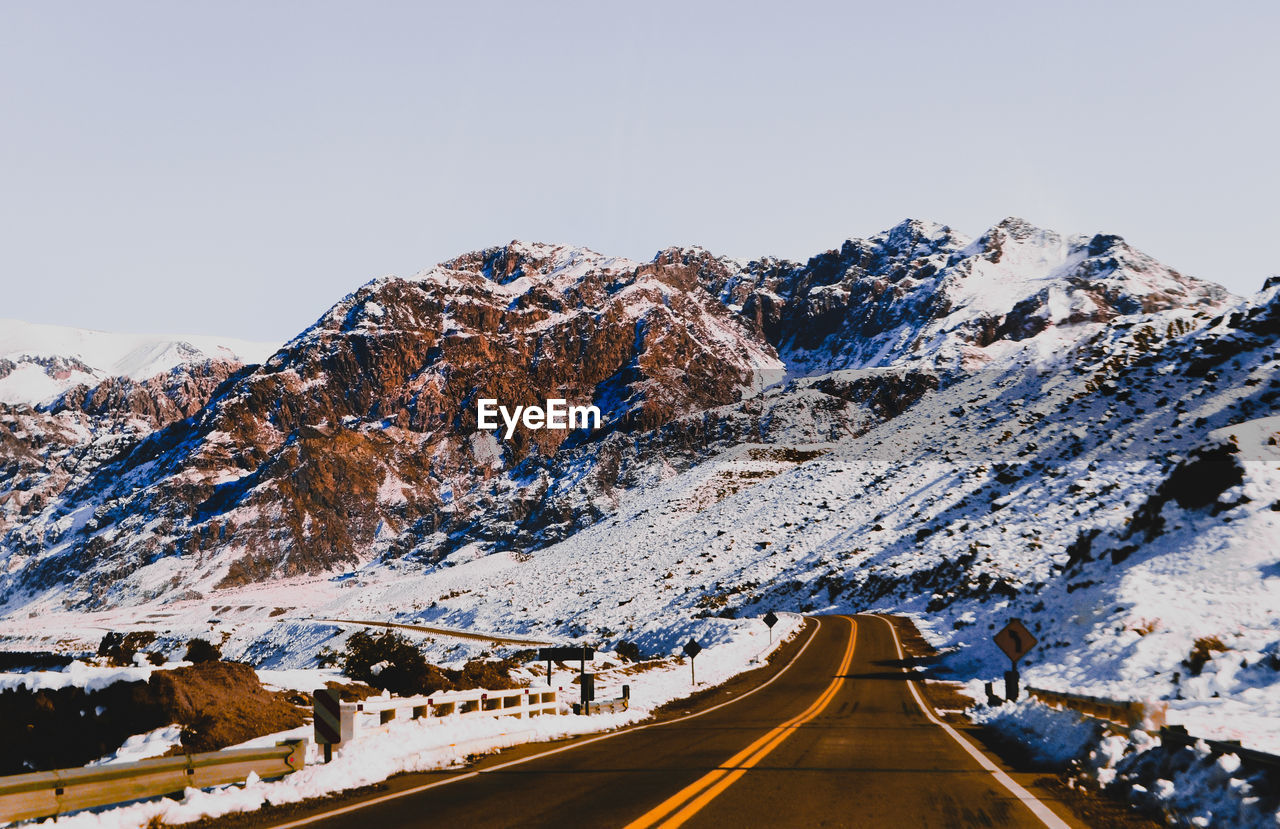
<box><xmin>0</xmin><ymin>661</ymin><xmax>306</xmax><ymax>774</ymax></box>
<box><xmin>150</xmin><ymin>661</ymin><xmax>306</xmax><ymax>753</ymax></box>
<box><xmin>321</xmin><ymin>681</ymin><xmax>381</xmax><ymax>702</ymax></box>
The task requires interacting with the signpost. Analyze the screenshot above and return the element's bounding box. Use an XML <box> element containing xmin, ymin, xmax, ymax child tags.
<box><xmin>993</xmin><ymin>619</ymin><xmax>1037</xmax><ymax>701</ymax></box>
<box><xmin>763</xmin><ymin>611</ymin><xmax>778</xmax><ymax>644</ymax></box>
<box><xmin>684</xmin><ymin>638</ymin><xmax>702</xmax><ymax>686</ymax></box>
<box><xmin>538</xmin><ymin>645</ymin><xmax>595</xmax><ymax>687</ymax></box>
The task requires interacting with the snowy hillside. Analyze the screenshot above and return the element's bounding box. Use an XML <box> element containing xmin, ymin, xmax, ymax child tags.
<box><xmin>2</xmin><ymin>219</ymin><xmax>1277</xmax><ymax>762</ymax></box>
<box><xmin>0</xmin><ymin>318</ymin><xmax>277</xmax><ymax>406</ymax></box>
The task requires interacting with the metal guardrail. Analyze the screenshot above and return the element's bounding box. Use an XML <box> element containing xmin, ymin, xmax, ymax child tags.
<box><xmin>1026</xmin><ymin>686</ymin><xmax>1167</xmax><ymax>732</ymax></box>
<box><xmin>1026</xmin><ymin>687</ymin><xmax>1280</xmax><ymax>775</ymax></box>
<box><xmin>575</xmin><ymin>696</ymin><xmax>629</xmax><ymax>716</ymax></box>
<box><xmin>0</xmin><ymin>739</ymin><xmax>307</xmax><ymax>824</ymax></box>
<box><xmin>2</xmin><ymin>686</ymin><xmax>581</xmax><ymax>822</ymax></box>
<box><xmin>1159</xmin><ymin>724</ymin><xmax>1280</xmax><ymax>772</ymax></box>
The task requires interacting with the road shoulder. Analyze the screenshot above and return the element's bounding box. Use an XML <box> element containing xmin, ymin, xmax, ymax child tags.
<box><xmin>881</xmin><ymin>613</ymin><xmax>1160</xmax><ymax>829</ymax></box>
<box><xmin>177</xmin><ymin>619</ymin><xmax>818</xmax><ymax>829</ymax></box>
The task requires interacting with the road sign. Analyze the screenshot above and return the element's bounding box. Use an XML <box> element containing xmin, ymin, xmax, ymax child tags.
<box><xmin>313</xmin><ymin>688</ymin><xmax>355</xmax><ymax>762</ymax></box>
<box><xmin>993</xmin><ymin>619</ymin><xmax>1037</xmax><ymax>664</ymax></box>
<box><xmin>683</xmin><ymin>639</ymin><xmax>702</xmax><ymax>686</ymax></box>
<box><xmin>763</xmin><ymin>611</ymin><xmax>778</xmax><ymax>628</ymax></box>
<box><xmin>314</xmin><ymin>688</ymin><xmax>341</xmax><ymax>745</ymax></box>
<box><xmin>539</xmin><ymin>646</ymin><xmax>594</xmax><ymax>686</ymax></box>
<box><xmin>538</xmin><ymin>646</ymin><xmax>595</xmax><ymax>661</ymax></box>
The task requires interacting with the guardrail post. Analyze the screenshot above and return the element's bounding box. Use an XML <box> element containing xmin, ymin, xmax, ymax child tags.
<box><xmin>1003</xmin><ymin>669</ymin><xmax>1019</xmax><ymax>701</ymax></box>
<box><xmin>343</xmin><ymin>706</ymin><xmax>357</xmax><ymax>743</ymax></box>
<box><xmin>1162</xmin><ymin>724</ymin><xmax>1191</xmax><ymax>749</ymax></box>
<box><xmin>278</xmin><ymin>738</ymin><xmax>308</xmax><ymax>771</ymax></box>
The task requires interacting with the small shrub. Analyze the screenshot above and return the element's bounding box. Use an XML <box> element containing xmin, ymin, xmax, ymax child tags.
<box><xmin>1185</xmin><ymin>635</ymin><xmax>1228</xmax><ymax>676</ymax></box>
<box><xmin>315</xmin><ymin>646</ymin><xmax>341</xmax><ymax>668</ymax></box>
<box><xmin>616</xmin><ymin>641</ymin><xmax>642</xmax><ymax>662</ymax></box>
<box><xmin>456</xmin><ymin>659</ymin><xmax>520</xmax><ymax>691</ymax></box>
<box><xmin>341</xmin><ymin>631</ymin><xmax>450</xmax><ymax>696</ymax></box>
<box><xmin>97</xmin><ymin>631</ymin><xmax>158</xmax><ymax>666</ymax></box>
<box><xmin>184</xmin><ymin>638</ymin><xmax>221</xmax><ymax>664</ymax></box>
<box><xmin>339</xmin><ymin>631</ymin><xmax>525</xmax><ymax>696</ymax></box>
<box><xmin>1132</xmin><ymin>619</ymin><xmax>1161</xmax><ymax>636</ymax></box>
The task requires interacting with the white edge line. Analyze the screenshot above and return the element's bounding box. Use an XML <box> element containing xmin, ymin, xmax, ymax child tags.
<box><xmin>266</xmin><ymin>618</ymin><xmax>824</xmax><ymax>829</ymax></box>
<box><xmin>873</xmin><ymin>614</ymin><xmax>1072</xmax><ymax>829</ymax></box>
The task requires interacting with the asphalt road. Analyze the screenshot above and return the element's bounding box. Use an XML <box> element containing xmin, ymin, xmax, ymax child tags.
<box><xmin>318</xmin><ymin>619</ymin><xmax>553</xmax><ymax>647</ymax></box>
<box><xmin>267</xmin><ymin>615</ymin><xmax>1080</xmax><ymax>829</ymax></box>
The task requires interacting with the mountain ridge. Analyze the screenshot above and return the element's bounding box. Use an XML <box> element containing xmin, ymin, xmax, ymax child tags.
<box><xmin>0</xmin><ymin>218</ymin><xmax>1247</xmax><ymax>613</ymax></box>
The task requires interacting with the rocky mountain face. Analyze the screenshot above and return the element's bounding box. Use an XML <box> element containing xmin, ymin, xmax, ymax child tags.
<box><xmin>2</xmin><ymin>242</ymin><xmax>785</xmax><ymax>604</ymax></box>
<box><xmin>50</xmin><ymin>359</ymin><xmax>249</xmax><ymax>427</ymax></box>
<box><xmin>0</xmin><ymin>220</ymin><xmax>1242</xmax><ymax>611</ymax></box>
<box><xmin>0</xmin><ymin>358</ymin><xmax>253</xmax><ymax>581</ymax></box>
<box><xmin>699</xmin><ymin>217</ymin><xmax>1229</xmax><ymax>375</ymax></box>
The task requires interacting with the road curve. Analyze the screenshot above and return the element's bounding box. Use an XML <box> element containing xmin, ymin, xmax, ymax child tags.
<box><xmin>265</xmin><ymin>615</ymin><xmax>1080</xmax><ymax>829</ymax></box>
<box><xmin>317</xmin><ymin>618</ymin><xmax>554</xmax><ymax>647</ymax></box>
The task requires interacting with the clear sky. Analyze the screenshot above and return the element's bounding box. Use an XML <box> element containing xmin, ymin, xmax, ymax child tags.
<box><xmin>2</xmin><ymin>1</ymin><xmax>1277</xmax><ymax>343</ymax></box>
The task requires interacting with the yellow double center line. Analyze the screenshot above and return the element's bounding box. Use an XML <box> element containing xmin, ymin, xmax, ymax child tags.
<box><xmin>625</xmin><ymin>616</ymin><xmax>858</xmax><ymax>829</ymax></box>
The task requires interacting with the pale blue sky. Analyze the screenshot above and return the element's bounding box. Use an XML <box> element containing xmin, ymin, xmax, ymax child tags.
<box><xmin>2</xmin><ymin>1</ymin><xmax>1276</xmax><ymax>342</ymax></box>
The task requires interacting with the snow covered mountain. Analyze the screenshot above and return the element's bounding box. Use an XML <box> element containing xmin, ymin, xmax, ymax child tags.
<box><xmin>0</xmin><ymin>220</ymin><xmax>1243</xmax><ymax>606</ymax></box>
<box><xmin>700</xmin><ymin>217</ymin><xmax>1228</xmax><ymax>376</ymax></box>
<box><xmin>0</xmin><ymin>319</ymin><xmax>276</xmax><ymax>407</ymax></box>
<box><xmin>3</xmin><ymin>217</ymin><xmax>1278</xmax><ymax>755</ymax></box>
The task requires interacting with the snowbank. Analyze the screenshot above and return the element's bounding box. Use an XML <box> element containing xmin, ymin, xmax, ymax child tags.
<box><xmin>969</xmin><ymin>698</ymin><xmax>1100</xmax><ymax>768</ymax></box>
<box><xmin>0</xmin><ymin>662</ymin><xmax>178</xmax><ymax>694</ymax></box>
<box><xmin>975</xmin><ymin>697</ymin><xmax>1280</xmax><ymax>827</ymax></box>
<box><xmin>17</xmin><ymin>614</ymin><xmax>802</xmax><ymax>829</ymax></box>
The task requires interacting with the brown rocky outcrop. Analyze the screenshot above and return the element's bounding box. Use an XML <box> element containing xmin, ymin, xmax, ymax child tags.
<box><xmin>10</xmin><ymin>242</ymin><xmax>784</xmax><ymax>600</ymax></box>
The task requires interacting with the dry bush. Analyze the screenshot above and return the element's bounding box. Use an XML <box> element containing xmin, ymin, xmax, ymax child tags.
<box><xmin>1185</xmin><ymin>635</ymin><xmax>1228</xmax><ymax>676</ymax></box>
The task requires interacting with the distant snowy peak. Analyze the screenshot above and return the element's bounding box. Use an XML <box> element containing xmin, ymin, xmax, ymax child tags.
<box><xmin>946</xmin><ymin>218</ymin><xmax>1230</xmax><ymax>343</ymax></box>
<box><xmin>0</xmin><ymin>318</ymin><xmax>278</xmax><ymax>406</ymax></box>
